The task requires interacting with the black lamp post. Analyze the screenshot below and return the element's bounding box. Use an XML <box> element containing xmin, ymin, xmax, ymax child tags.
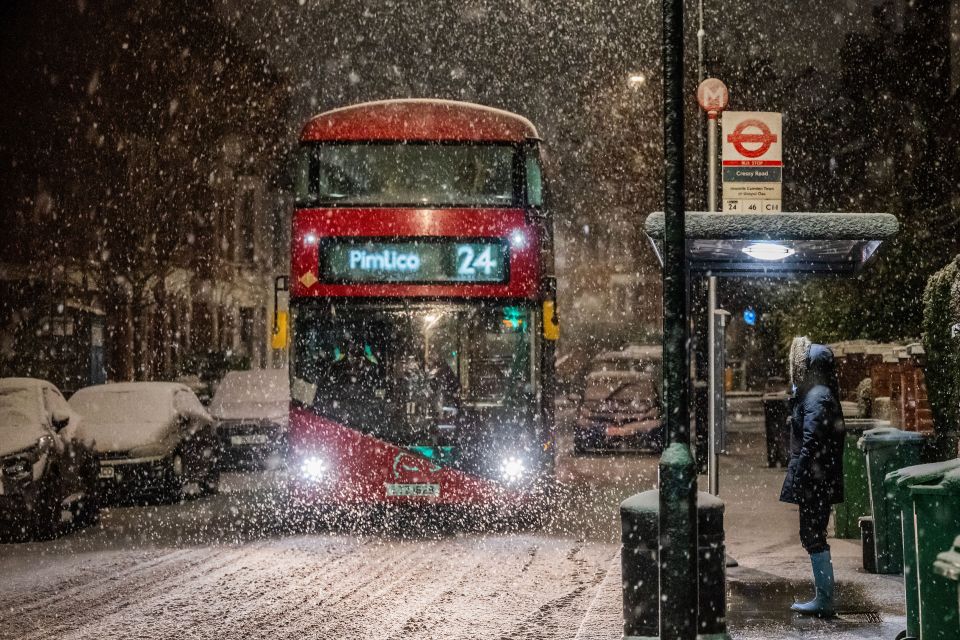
<box><xmin>658</xmin><ymin>1</ymin><xmax>699</xmax><ymax>639</ymax></box>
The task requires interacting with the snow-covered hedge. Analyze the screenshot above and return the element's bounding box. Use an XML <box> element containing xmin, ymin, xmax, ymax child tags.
<box><xmin>921</xmin><ymin>255</ymin><xmax>960</xmax><ymax>450</ymax></box>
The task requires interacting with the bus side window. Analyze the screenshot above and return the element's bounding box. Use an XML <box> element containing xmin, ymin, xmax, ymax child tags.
<box><xmin>525</xmin><ymin>154</ymin><xmax>543</xmax><ymax>208</ymax></box>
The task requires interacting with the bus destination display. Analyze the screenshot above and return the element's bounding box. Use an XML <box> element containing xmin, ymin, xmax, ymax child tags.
<box><xmin>321</xmin><ymin>239</ymin><xmax>508</xmax><ymax>283</ymax></box>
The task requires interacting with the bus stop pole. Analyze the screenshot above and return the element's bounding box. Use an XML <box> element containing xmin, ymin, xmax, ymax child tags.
<box><xmin>696</xmin><ymin>77</ymin><xmax>727</xmax><ymax>497</ymax></box>
<box><xmin>659</xmin><ymin>1</ymin><xmax>698</xmax><ymax>638</ymax></box>
<box><xmin>707</xmin><ymin>109</ymin><xmax>719</xmax><ymax>496</ymax></box>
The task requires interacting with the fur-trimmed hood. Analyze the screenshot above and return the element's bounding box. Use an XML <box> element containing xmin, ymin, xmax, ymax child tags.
<box><xmin>789</xmin><ymin>337</ymin><xmax>839</xmax><ymax>395</ymax></box>
<box><xmin>789</xmin><ymin>336</ymin><xmax>811</xmax><ymax>389</ymax></box>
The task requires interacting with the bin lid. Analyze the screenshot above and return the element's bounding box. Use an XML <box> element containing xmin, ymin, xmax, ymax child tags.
<box><xmin>909</xmin><ymin>466</ymin><xmax>960</xmax><ymax>496</ymax></box>
<box><xmin>889</xmin><ymin>458</ymin><xmax>960</xmax><ymax>488</ymax></box>
<box><xmin>761</xmin><ymin>392</ymin><xmax>789</xmax><ymax>402</ymax></box>
<box><xmin>845</xmin><ymin>418</ymin><xmax>892</xmax><ymax>428</ymax></box>
<box><xmin>934</xmin><ymin>535</ymin><xmax>960</xmax><ymax>581</ymax></box>
<box><xmin>857</xmin><ymin>426</ymin><xmax>925</xmax><ymax>450</ymax></box>
<box><xmin>844</xmin><ymin>418</ymin><xmax>891</xmax><ymax>434</ymax></box>
<box><xmin>621</xmin><ymin>490</ymin><xmax>725</xmax><ymax>538</ymax></box>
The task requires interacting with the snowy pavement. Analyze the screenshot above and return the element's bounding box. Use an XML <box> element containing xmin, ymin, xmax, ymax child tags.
<box><xmin>0</xmin><ymin>418</ymin><xmax>908</xmax><ymax>639</ymax></box>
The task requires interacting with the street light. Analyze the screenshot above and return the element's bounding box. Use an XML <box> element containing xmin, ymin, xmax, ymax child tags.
<box><xmin>627</xmin><ymin>72</ymin><xmax>647</xmax><ymax>87</ymax></box>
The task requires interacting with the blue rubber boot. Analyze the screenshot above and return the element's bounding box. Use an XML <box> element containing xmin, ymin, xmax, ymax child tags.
<box><xmin>791</xmin><ymin>550</ymin><xmax>836</xmax><ymax>617</ymax></box>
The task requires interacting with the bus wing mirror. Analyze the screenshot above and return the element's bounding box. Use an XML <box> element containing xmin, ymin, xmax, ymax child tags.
<box><xmin>543</xmin><ymin>300</ymin><xmax>560</xmax><ymax>341</ymax></box>
<box><xmin>273</xmin><ymin>276</ymin><xmax>289</xmax><ymax>349</ymax></box>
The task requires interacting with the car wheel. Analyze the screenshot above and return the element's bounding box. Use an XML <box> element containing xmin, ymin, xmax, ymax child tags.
<box><xmin>74</xmin><ymin>490</ymin><xmax>101</xmax><ymax>529</ymax></box>
<box><xmin>201</xmin><ymin>445</ymin><xmax>221</xmax><ymax>496</ymax></box>
<box><xmin>31</xmin><ymin>477</ymin><xmax>61</xmax><ymax>540</ymax></box>
<box><xmin>165</xmin><ymin>453</ymin><xmax>187</xmax><ymax>501</ymax></box>
<box><xmin>75</xmin><ymin>452</ymin><xmax>102</xmax><ymax>528</ymax></box>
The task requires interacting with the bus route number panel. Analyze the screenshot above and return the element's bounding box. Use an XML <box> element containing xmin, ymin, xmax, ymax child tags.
<box><xmin>320</xmin><ymin>239</ymin><xmax>509</xmax><ymax>284</ymax></box>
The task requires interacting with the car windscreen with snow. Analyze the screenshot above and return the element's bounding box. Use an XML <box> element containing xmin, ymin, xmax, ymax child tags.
<box><xmin>70</xmin><ymin>385</ymin><xmax>177</xmax><ymax>453</ymax></box>
<box><xmin>583</xmin><ymin>370</ymin><xmax>659</xmax><ymax>409</ymax></box>
<box><xmin>0</xmin><ymin>385</ymin><xmax>45</xmax><ymax>457</ymax></box>
<box><xmin>209</xmin><ymin>369</ymin><xmax>289</xmax><ymax>422</ymax></box>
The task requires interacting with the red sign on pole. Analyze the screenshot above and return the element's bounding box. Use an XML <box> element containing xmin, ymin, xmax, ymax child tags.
<box><xmin>696</xmin><ymin>78</ymin><xmax>729</xmax><ymax>115</ymax></box>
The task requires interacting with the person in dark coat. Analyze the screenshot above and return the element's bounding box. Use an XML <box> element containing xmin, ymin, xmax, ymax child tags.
<box><xmin>779</xmin><ymin>337</ymin><xmax>845</xmax><ymax>616</ymax></box>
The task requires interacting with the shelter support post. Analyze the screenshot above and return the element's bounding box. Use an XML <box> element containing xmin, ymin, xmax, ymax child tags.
<box><xmin>709</xmin><ymin>309</ymin><xmax>729</xmax><ymax>495</ymax></box>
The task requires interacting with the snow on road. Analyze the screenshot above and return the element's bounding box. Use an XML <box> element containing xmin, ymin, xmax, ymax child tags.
<box><xmin>0</xmin><ymin>520</ymin><xmax>620</xmax><ymax>639</ymax></box>
<box><xmin>0</xmin><ymin>427</ymin><xmax>645</xmax><ymax>640</ymax></box>
<box><xmin>0</xmin><ymin>427</ymin><xmax>903</xmax><ymax>640</ymax></box>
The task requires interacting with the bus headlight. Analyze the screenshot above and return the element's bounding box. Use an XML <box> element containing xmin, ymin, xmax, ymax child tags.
<box><xmin>499</xmin><ymin>456</ymin><xmax>527</xmax><ymax>483</ymax></box>
<box><xmin>300</xmin><ymin>456</ymin><xmax>328</xmax><ymax>482</ymax></box>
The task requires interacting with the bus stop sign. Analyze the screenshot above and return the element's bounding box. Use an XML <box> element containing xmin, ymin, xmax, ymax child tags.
<box><xmin>721</xmin><ymin>111</ymin><xmax>783</xmax><ymax>213</ymax></box>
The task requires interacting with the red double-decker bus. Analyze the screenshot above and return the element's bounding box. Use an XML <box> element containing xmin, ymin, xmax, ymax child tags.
<box><xmin>286</xmin><ymin>99</ymin><xmax>558</xmax><ymax>514</ymax></box>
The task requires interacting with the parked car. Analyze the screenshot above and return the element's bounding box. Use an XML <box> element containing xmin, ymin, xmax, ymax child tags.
<box><xmin>573</xmin><ymin>346</ymin><xmax>663</xmax><ymax>454</ymax></box>
<box><xmin>0</xmin><ymin>378</ymin><xmax>100</xmax><ymax>540</ymax></box>
<box><xmin>70</xmin><ymin>382</ymin><xmax>219</xmax><ymax>501</ymax></box>
<box><xmin>209</xmin><ymin>368</ymin><xmax>289</xmax><ymax>469</ymax></box>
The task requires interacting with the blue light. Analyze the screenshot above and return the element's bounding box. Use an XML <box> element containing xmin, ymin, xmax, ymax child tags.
<box><xmin>743</xmin><ymin>308</ymin><xmax>757</xmax><ymax>326</ymax></box>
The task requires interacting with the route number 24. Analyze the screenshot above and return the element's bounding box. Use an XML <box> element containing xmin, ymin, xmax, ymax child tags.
<box><xmin>457</xmin><ymin>245</ymin><xmax>497</xmax><ymax>276</ymax></box>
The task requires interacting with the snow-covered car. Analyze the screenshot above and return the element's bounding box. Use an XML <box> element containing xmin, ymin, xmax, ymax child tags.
<box><xmin>573</xmin><ymin>345</ymin><xmax>663</xmax><ymax>454</ymax></box>
<box><xmin>0</xmin><ymin>378</ymin><xmax>100</xmax><ymax>540</ymax></box>
<box><xmin>208</xmin><ymin>368</ymin><xmax>289</xmax><ymax>469</ymax></box>
<box><xmin>70</xmin><ymin>382</ymin><xmax>219</xmax><ymax>501</ymax></box>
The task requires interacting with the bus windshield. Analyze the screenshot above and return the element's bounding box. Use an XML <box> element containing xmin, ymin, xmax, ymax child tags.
<box><xmin>295</xmin><ymin>143</ymin><xmax>522</xmax><ymax>207</ymax></box>
<box><xmin>291</xmin><ymin>303</ymin><xmax>536</xmax><ymax>447</ymax></box>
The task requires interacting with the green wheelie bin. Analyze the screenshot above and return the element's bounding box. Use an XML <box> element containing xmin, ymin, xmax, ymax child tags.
<box><xmin>933</xmin><ymin>535</ymin><xmax>960</xmax><ymax>640</ymax></box>
<box><xmin>910</xmin><ymin>466</ymin><xmax>960</xmax><ymax>640</ymax></box>
<box><xmin>857</xmin><ymin>427</ymin><xmax>925</xmax><ymax>573</ymax></box>
<box><xmin>834</xmin><ymin>419</ymin><xmax>887</xmax><ymax>539</ymax></box>
<box><xmin>887</xmin><ymin>459</ymin><xmax>960</xmax><ymax>640</ymax></box>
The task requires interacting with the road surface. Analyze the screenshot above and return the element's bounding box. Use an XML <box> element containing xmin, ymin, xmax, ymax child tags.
<box><xmin>0</xmin><ymin>410</ymin><xmax>906</xmax><ymax>640</ymax></box>
<box><xmin>0</xmin><ymin>421</ymin><xmax>650</xmax><ymax>640</ymax></box>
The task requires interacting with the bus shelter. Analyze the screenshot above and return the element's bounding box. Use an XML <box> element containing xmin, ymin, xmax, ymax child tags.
<box><xmin>644</xmin><ymin>210</ymin><xmax>898</xmax><ymax>504</ymax></box>
<box><xmin>634</xmin><ymin>210</ymin><xmax>897</xmax><ymax>637</ymax></box>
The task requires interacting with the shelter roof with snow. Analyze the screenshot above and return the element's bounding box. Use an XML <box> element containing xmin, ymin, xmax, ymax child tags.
<box><xmin>644</xmin><ymin>212</ymin><xmax>899</xmax><ymax>276</ymax></box>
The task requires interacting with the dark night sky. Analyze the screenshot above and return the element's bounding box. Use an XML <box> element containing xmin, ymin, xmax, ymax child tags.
<box><xmin>0</xmin><ymin>0</ymin><xmax>893</xmax><ymax>198</ymax></box>
<box><xmin>213</xmin><ymin>0</ymin><xmax>883</xmax><ymax>137</ymax></box>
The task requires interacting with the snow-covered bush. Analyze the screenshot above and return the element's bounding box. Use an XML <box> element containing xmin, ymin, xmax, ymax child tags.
<box><xmin>921</xmin><ymin>254</ymin><xmax>960</xmax><ymax>455</ymax></box>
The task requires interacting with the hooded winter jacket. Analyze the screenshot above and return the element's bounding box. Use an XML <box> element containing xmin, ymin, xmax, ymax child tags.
<box><xmin>779</xmin><ymin>342</ymin><xmax>846</xmax><ymax>505</ymax></box>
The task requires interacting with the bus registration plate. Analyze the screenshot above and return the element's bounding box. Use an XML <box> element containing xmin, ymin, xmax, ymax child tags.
<box><xmin>385</xmin><ymin>483</ymin><xmax>440</xmax><ymax>498</ymax></box>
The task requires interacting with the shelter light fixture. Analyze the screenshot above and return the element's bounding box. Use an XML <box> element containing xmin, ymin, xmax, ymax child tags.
<box><xmin>742</xmin><ymin>242</ymin><xmax>796</xmax><ymax>261</ymax></box>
